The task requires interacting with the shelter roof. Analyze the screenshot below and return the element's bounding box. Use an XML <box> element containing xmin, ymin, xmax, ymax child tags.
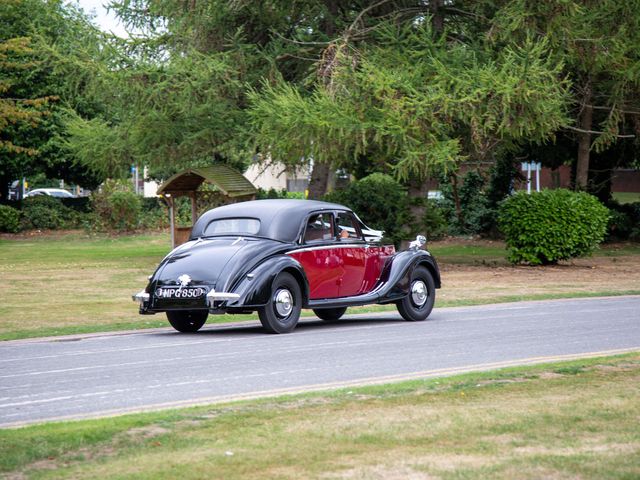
<box><xmin>157</xmin><ymin>165</ymin><xmax>256</xmax><ymax>198</ymax></box>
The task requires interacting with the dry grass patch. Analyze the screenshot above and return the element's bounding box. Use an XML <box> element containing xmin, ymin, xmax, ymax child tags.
<box><xmin>438</xmin><ymin>254</ymin><xmax>640</xmax><ymax>305</ymax></box>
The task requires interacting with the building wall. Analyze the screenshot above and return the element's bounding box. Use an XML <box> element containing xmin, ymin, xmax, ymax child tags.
<box><xmin>612</xmin><ymin>169</ymin><xmax>640</xmax><ymax>193</ymax></box>
<box><xmin>245</xmin><ymin>162</ymin><xmax>310</xmax><ymax>192</ymax></box>
<box><xmin>245</xmin><ymin>163</ymin><xmax>287</xmax><ymax>191</ymax></box>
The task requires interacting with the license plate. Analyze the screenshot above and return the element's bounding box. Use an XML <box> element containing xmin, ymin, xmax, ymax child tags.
<box><xmin>155</xmin><ymin>287</ymin><xmax>207</xmax><ymax>299</ymax></box>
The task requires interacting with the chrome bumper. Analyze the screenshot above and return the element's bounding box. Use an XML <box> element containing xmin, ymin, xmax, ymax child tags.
<box><xmin>132</xmin><ymin>289</ymin><xmax>239</xmax><ymax>308</ymax></box>
<box><xmin>132</xmin><ymin>290</ymin><xmax>150</xmax><ymax>304</ymax></box>
<box><xmin>207</xmin><ymin>289</ymin><xmax>240</xmax><ymax>308</ymax></box>
<box><xmin>206</xmin><ymin>289</ymin><xmax>240</xmax><ymax>307</ymax></box>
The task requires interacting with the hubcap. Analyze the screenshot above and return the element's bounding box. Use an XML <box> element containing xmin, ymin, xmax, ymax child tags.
<box><xmin>411</xmin><ymin>280</ymin><xmax>428</xmax><ymax>307</ymax></box>
<box><xmin>274</xmin><ymin>289</ymin><xmax>293</xmax><ymax>317</ymax></box>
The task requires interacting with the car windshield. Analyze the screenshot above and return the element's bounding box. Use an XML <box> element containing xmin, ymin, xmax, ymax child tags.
<box><xmin>203</xmin><ymin>218</ymin><xmax>261</xmax><ymax>236</ymax></box>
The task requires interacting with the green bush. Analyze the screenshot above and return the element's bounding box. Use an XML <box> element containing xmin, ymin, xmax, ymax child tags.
<box><xmin>498</xmin><ymin>189</ymin><xmax>610</xmax><ymax>265</ymax></box>
<box><xmin>0</xmin><ymin>205</ymin><xmax>21</xmax><ymax>233</ymax></box>
<box><xmin>606</xmin><ymin>201</ymin><xmax>640</xmax><ymax>241</ymax></box>
<box><xmin>91</xmin><ymin>181</ymin><xmax>141</xmax><ymax>232</ymax></box>
<box><xmin>420</xmin><ymin>200</ymin><xmax>448</xmax><ymax>240</ymax></box>
<box><xmin>256</xmin><ymin>188</ymin><xmax>305</xmax><ymax>199</ymax></box>
<box><xmin>21</xmin><ymin>196</ymin><xmax>84</xmax><ymax>230</ymax></box>
<box><xmin>439</xmin><ymin>170</ymin><xmax>495</xmax><ymax>236</ymax></box>
<box><xmin>324</xmin><ymin>173</ymin><xmax>409</xmax><ymax>244</ymax></box>
<box><xmin>139</xmin><ymin>197</ymin><xmax>169</xmax><ymax>230</ymax></box>
<box><xmin>324</xmin><ymin>173</ymin><xmax>447</xmax><ymax>244</ymax></box>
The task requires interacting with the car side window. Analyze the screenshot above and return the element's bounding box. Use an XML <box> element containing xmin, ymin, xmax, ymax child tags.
<box><xmin>304</xmin><ymin>213</ymin><xmax>334</xmax><ymax>243</ymax></box>
<box><xmin>336</xmin><ymin>212</ymin><xmax>361</xmax><ymax>241</ymax></box>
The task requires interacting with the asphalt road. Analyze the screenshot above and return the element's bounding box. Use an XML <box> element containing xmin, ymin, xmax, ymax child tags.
<box><xmin>1</xmin><ymin>296</ymin><xmax>639</xmax><ymax>427</ymax></box>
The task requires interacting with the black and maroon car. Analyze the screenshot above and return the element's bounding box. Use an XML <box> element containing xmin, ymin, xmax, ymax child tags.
<box><xmin>133</xmin><ymin>199</ymin><xmax>440</xmax><ymax>334</ymax></box>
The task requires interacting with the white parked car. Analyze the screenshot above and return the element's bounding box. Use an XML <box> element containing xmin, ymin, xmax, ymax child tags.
<box><xmin>26</xmin><ymin>188</ymin><xmax>75</xmax><ymax>198</ymax></box>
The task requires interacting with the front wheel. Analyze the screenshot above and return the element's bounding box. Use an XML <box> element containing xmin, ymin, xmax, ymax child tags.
<box><xmin>396</xmin><ymin>266</ymin><xmax>435</xmax><ymax>322</ymax></box>
<box><xmin>166</xmin><ymin>310</ymin><xmax>208</xmax><ymax>332</ymax></box>
<box><xmin>313</xmin><ymin>307</ymin><xmax>347</xmax><ymax>321</ymax></box>
<box><xmin>258</xmin><ymin>272</ymin><xmax>302</xmax><ymax>334</ymax></box>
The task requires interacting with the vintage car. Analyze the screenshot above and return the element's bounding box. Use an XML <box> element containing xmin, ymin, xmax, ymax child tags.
<box><xmin>133</xmin><ymin>199</ymin><xmax>441</xmax><ymax>334</ymax></box>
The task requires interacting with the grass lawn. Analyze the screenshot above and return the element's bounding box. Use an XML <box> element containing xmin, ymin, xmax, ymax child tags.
<box><xmin>1</xmin><ymin>231</ymin><xmax>639</xmax><ymax>341</ymax></box>
<box><xmin>1</xmin><ymin>353</ymin><xmax>638</xmax><ymax>479</ymax></box>
<box><xmin>612</xmin><ymin>191</ymin><xmax>640</xmax><ymax>204</ymax></box>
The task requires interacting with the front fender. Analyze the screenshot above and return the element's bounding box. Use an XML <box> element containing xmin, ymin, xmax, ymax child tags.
<box><xmin>226</xmin><ymin>255</ymin><xmax>309</xmax><ymax>308</ymax></box>
<box><xmin>375</xmin><ymin>250</ymin><xmax>441</xmax><ymax>303</ymax></box>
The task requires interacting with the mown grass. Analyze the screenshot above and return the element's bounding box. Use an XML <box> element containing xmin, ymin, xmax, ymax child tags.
<box><xmin>1</xmin><ymin>353</ymin><xmax>638</xmax><ymax>479</ymax></box>
<box><xmin>1</xmin><ymin>231</ymin><xmax>639</xmax><ymax>341</ymax></box>
<box><xmin>612</xmin><ymin>191</ymin><xmax>640</xmax><ymax>204</ymax></box>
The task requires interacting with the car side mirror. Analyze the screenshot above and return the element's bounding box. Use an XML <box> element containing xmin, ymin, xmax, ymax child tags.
<box><xmin>409</xmin><ymin>235</ymin><xmax>426</xmax><ymax>251</ymax></box>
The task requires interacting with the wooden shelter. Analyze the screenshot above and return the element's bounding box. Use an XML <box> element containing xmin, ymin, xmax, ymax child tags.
<box><xmin>157</xmin><ymin>165</ymin><xmax>257</xmax><ymax>248</ymax></box>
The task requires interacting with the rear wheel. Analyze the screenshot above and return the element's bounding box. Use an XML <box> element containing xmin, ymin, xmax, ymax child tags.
<box><xmin>396</xmin><ymin>266</ymin><xmax>435</xmax><ymax>322</ymax></box>
<box><xmin>166</xmin><ymin>310</ymin><xmax>208</xmax><ymax>332</ymax></box>
<box><xmin>313</xmin><ymin>307</ymin><xmax>347</xmax><ymax>321</ymax></box>
<box><xmin>258</xmin><ymin>272</ymin><xmax>302</xmax><ymax>334</ymax></box>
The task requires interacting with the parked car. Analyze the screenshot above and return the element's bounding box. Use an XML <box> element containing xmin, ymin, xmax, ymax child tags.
<box><xmin>133</xmin><ymin>199</ymin><xmax>441</xmax><ymax>334</ymax></box>
<box><xmin>25</xmin><ymin>188</ymin><xmax>75</xmax><ymax>198</ymax></box>
<box><xmin>8</xmin><ymin>180</ymin><xmax>22</xmax><ymax>200</ymax></box>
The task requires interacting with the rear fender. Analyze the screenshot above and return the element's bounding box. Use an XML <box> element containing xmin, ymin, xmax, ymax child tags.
<box><xmin>226</xmin><ymin>255</ymin><xmax>309</xmax><ymax>308</ymax></box>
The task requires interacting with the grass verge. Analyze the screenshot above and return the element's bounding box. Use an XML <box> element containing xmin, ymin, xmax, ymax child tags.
<box><xmin>1</xmin><ymin>353</ymin><xmax>639</xmax><ymax>479</ymax></box>
<box><xmin>612</xmin><ymin>191</ymin><xmax>640</xmax><ymax>204</ymax></box>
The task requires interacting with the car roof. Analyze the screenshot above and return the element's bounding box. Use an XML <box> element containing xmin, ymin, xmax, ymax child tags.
<box><xmin>191</xmin><ymin>199</ymin><xmax>351</xmax><ymax>242</ymax></box>
<box><xmin>30</xmin><ymin>188</ymin><xmax>69</xmax><ymax>193</ymax></box>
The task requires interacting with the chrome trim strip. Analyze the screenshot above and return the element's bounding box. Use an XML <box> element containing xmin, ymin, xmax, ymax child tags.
<box><xmin>286</xmin><ymin>243</ymin><xmax>368</xmax><ymax>254</ymax></box>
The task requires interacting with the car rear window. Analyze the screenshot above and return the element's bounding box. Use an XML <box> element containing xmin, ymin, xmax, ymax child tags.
<box><xmin>203</xmin><ymin>218</ymin><xmax>261</xmax><ymax>236</ymax></box>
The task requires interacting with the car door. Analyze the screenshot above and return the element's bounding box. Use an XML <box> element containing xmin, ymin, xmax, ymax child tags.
<box><xmin>287</xmin><ymin>212</ymin><xmax>343</xmax><ymax>299</ymax></box>
<box><xmin>334</xmin><ymin>211</ymin><xmax>367</xmax><ymax>297</ymax></box>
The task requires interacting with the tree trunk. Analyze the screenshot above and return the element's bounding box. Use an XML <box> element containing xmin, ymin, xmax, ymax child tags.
<box><xmin>575</xmin><ymin>87</ymin><xmax>593</xmax><ymax>190</ymax></box>
<box><xmin>308</xmin><ymin>161</ymin><xmax>330</xmax><ymax>199</ymax></box>
<box><xmin>450</xmin><ymin>172</ymin><xmax>463</xmax><ymax>224</ymax></box>
<box><xmin>430</xmin><ymin>0</ymin><xmax>445</xmax><ymax>35</ymax></box>
<box><xmin>407</xmin><ymin>177</ymin><xmax>427</xmax><ymax>224</ymax></box>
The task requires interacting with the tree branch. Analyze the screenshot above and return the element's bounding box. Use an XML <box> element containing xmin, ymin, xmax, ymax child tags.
<box><xmin>584</xmin><ymin>104</ymin><xmax>640</xmax><ymax>115</ymax></box>
<box><xmin>564</xmin><ymin>125</ymin><xmax>635</xmax><ymax>138</ymax></box>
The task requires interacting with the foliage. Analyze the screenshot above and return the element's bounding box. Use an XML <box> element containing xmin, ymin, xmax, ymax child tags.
<box><xmin>439</xmin><ymin>171</ymin><xmax>494</xmax><ymax>236</ymax></box>
<box><xmin>20</xmin><ymin>195</ymin><xmax>84</xmax><ymax>230</ymax></box>
<box><xmin>90</xmin><ymin>180</ymin><xmax>141</xmax><ymax>232</ymax></box>
<box><xmin>324</xmin><ymin>173</ymin><xmax>407</xmax><ymax>243</ymax></box>
<box><xmin>324</xmin><ymin>173</ymin><xmax>447</xmax><ymax>244</ymax></box>
<box><xmin>480</xmin><ymin>0</ymin><xmax>640</xmax><ymax>190</ymax></box>
<box><xmin>0</xmin><ymin>204</ymin><xmax>21</xmax><ymax>233</ymax></box>
<box><xmin>138</xmin><ymin>197</ymin><xmax>169</xmax><ymax>230</ymax></box>
<box><xmin>248</xmin><ymin>23</ymin><xmax>571</xmax><ymax>184</ymax></box>
<box><xmin>606</xmin><ymin>202</ymin><xmax>640</xmax><ymax>242</ymax></box>
<box><xmin>498</xmin><ymin>189</ymin><xmax>610</xmax><ymax>265</ymax></box>
<box><xmin>256</xmin><ymin>188</ymin><xmax>304</xmax><ymax>200</ymax></box>
<box><xmin>418</xmin><ymin>199</ymin><xmax>448</xmax><ymax>241</ymax></box>
<box><xmin>0</xmin><ymin>0</ymin><xmax>110</xmax><ymax>199</ymax></box>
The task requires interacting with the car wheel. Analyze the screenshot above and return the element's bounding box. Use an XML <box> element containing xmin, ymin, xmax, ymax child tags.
<box><xmin>313</xmin><ymin>307</ymin><xmax>347</xmax><ymax>321</ymax></box>
<box><xmin>166</xmin><ymin>310</ymin><xmax>208</xmax><ymax>332</ymax></box>
<box><xmin>396</xmin><ymin>266</ymin><xmax>436</xmax><ymax>322</ymax></box>
<box><xmin>258</xmin><ymin>272</ymin><xmax>302</xmax><ymax>334</ymax></box>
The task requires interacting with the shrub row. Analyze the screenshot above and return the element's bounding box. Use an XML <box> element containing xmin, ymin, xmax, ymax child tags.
<box><xmin>0</xmin><ymin>196</ymin><xmax>88</xmax><ymax>232</ymax></box>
